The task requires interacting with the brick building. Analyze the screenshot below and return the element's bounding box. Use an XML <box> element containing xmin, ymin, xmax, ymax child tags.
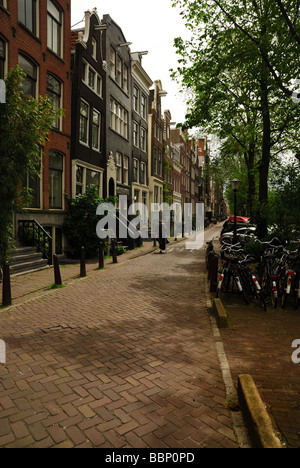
<box><xmin>0</xmin><ymin>0</ymin><xmax>71</xmax><ymax>256</ymax></box>
<box><xmin>70</xmin><ymin>9</ymin><xmax>106</xmax><ymax>199</ymax></box>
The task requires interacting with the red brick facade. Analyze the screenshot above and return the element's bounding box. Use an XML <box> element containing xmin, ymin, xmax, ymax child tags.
<box><xmin>0</xmin><ymin>0</ymin><xmax>71</xmax><ymax>254</ymax></box>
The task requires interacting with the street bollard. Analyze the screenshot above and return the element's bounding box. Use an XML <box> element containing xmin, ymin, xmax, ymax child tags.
<box><xmin>112</xmin><ymin>239</ymin><xmax>118</xmax><ymax>264</ymax></box>
<box><xmin>99</xmin><ymin>241</ymin><xmax>104</xmax><ymax>269</ymax></box>
<box><xmin>2</xmin><ymin>262</ymin><xmax>12</xmax><ymax>307</ymax></box>
<box><xmin>207</xmin><ymin>252</ymin><xmax>214</xmax><ymax>280</ymax></box>
<box><xmin>53</xmin><ymin>254</ymin><xmax>62</xmax><ymax>285</ymax></box>
<box><xmin>210</xmin><ymin>254</ymin><xmax>219</xmax><ymax>292</ymax></box>
<box><xmin>80</xmin><ymin>246</ymin><xmax>86</xmax><ymax>277</ymax></box>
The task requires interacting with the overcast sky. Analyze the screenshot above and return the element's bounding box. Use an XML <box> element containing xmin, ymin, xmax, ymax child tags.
<box><xmin>71</xmin><ymin>0</ymin><xmax>190</xmax><ymax>125</ymax></box>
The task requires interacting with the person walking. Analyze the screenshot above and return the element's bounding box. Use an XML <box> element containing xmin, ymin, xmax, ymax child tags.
<box><xmin>158</xmin><ymin>220</ymin><xmax>167</xmax><ymax>254</ymax></box>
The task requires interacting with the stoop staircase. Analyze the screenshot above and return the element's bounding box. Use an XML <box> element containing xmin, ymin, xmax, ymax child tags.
<box><xmin>10</xmin><ymin>246</ymin><xmax>51</xmax><ymax>276</ymax></box>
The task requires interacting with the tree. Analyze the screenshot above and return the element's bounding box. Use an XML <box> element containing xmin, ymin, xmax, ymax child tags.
<box><xmin>0</xmin><ymin>66</ymin><xmax>60</xmax><ymax>269</ymax></box>
<box><xmin>62</xmin><ymin>186</ymin><xmax>117</xmax><ymax>259</ymax></box>
<box><xmin>171</xmin><ymin>0</ymin><xmax>300</xmax><ymax>236</ymax></box>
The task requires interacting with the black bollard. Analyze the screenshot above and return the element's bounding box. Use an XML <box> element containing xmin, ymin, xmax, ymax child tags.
<box><xmin>112</xmin><ymin>239</ymin><xmax>118</xmax><ymax>264</ymax></box>
<box><xmin>53</xmin><ymin>254</ymin><xmax>62</xmax><ymax>285</ymax></box>
<box><xmin>210</xmin><ymin>254</ymin><xmax>219</xmax><ymax>292</ymax></box>
<box><xmin>2</xmin><ymin>262</ymin><xmax>11</xmax><ymax>307</ymax></box>
<box><xmin>207</xmin><ymin>251</ymin><xmax>214</xmax><ymax>280</ymax></box>
<box><xmin>99</xmin><ymin>241</ymin><xmax>104</xmax><ymax>269</ymax></box>
<box><xmin>80</xmin><ymin>246</ymin><xmax>86</xmax><ymax>277</ymax></box>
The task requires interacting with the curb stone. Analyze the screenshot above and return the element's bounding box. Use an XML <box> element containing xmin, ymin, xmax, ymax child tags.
<box><xmin>238</xmin><ymin>374</ymin><xmax>284</xmax><ymax>449</ymax></box>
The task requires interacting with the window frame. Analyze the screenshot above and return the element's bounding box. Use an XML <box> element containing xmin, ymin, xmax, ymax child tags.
<box><xmin>49</xmin><ymin>150</ymin><xmax>64</xmax><ymax>210</ymax></box>
<box><xmin>92</xmin><ymin>108</ymin><xmax>101</xmax><ymax>151</ymax></box>
<box><xmin>0</xmin><ymin>36</ymin><xmax>7</xmax><ymax>80</ymax></box>
<box><xmin>47</xmin><ymin>0</ymin><xmax>63</xmax><ymax>58</ymax></box>
<box><xmin>18</xmin><ymin>53</ymin><xmax>38</xmax><ymax>99</ymax></box>
<box><xmin>18</xmin><ymin>0</ymin><xmax>37</xmax><ymax>36</ymax></box>
<box><xmin>79</xmin><ymin>99</ymin><xmax>90</xmax><ymax>146</ymax></box>
<box><xmin>47</xmin><ymin>73</ymin><xmax>62</xmax><ymax>131</ymax></box>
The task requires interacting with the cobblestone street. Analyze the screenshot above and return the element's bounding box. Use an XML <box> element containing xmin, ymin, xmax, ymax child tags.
<box><xmin>0</xmin><ymin>227</ymin><xmax>249</xmax><ymax>448</ymax></box>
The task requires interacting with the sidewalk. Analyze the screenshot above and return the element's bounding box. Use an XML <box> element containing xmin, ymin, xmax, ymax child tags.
<box><xmin>0</xmin><ymin>226</ymin><xmax>244</xmax><ymax>448</ymax></box>
<box><xmin>207</xmin><ymin>233</ymin><xmax>300</xmax><ymax>448</ymax></box>
<box><xmin>0</xmin><ymin>240</ymin><xmax>159</xmax><ymax>307</ymax></box>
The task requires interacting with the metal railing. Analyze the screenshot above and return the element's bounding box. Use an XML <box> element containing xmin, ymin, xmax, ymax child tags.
<box><xmin>18</xmin><ymin>220</ymin><xmax>53</xmax><ymax>265</ymax></box>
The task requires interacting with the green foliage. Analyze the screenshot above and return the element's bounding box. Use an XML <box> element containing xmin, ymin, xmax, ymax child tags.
<box><xmin>62</xmin><ymin>186</ymin><xmax>116</xmax><ymax>259</ymax></box>
<box><xmin>0</xmin><ymin>66</ymin><xmax>61</xmax><ymax>267</ymax></box>
<box><xmin>171</xmin><ymin>0</ymin><xmax>300</xmax><ymax>235</ymax></box>
<box><xmin>267</xmin><ymin>159</ymin><xmax>300</xmax><ymax>241</ymax></box>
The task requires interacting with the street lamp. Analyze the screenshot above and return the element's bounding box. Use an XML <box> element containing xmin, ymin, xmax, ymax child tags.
<box><xmin>231</xmin><ymin>178</ymin><xmax>240</xmax><ymax>243</ymax></box>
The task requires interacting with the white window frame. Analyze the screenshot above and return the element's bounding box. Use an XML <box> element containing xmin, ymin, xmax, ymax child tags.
<box><xmin>79</xmin><ymin>99</ymin><xmax>90</xmax><ymax>147</ymax></box>
<box><xmin>123</xmin><ymin>156</ymin><xmax>129</xmax><ymax>185</ymax></box>
<box><xmin>82</xmin><ymin>60</ymin><xmax>103</xmax><ymax>98</ymax></box>
<box><xmin>92</xmin><ymin>109</ymin><xmax>101</xmax><ymax>151</ymax></box>
<box><xmin>73</xmin><ymin>161</ymin><xmax>103</xmax><ymax>198</ymax></box>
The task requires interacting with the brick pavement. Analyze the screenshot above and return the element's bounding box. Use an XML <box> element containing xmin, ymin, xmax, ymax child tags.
<box><xmin>0</xmin><ymin>227</ymin><xmax>248</xmax><ymax>448</ymax></box>
<box><xmin>218</xmin><ymin>295</ymin><xmax>300</xmax><ymax>448</ymax></box>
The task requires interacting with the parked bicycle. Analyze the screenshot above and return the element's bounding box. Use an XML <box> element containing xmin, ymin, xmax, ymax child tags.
<box><xmin>216</xmin><ymin>242</ymin><xmax>266</xmax><ymax>310</ymax></box>
<box><xmin>276</xmin><ymin>241</ymin><xmax>300</xmax><ymax>310</ymax></box>
<box><xmin>256</xmin><ymin>238</ymin><xmax>284</xmax><ymax>309</ymax></box>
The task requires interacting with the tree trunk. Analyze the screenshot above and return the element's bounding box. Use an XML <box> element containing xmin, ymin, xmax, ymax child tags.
<box><xmin>257</xmin><ymin>52</ymin><xmax>271</xmax><ymax>238</ymax></box>
<box><xmin>244</xmin><ymin>146</ymin><xmax>256</xmax><ymax>221</ymax></box>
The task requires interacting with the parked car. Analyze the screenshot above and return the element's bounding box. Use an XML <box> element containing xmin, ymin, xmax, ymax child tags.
<box><xmin>228</xmin><ymin>215</ymin><xmax>250</xmax><ymax>224</ymax></box>
<box><xmin>220</xmin><ymin>223</ymin><xmax>257</xmax><ymax>243</ymax></box>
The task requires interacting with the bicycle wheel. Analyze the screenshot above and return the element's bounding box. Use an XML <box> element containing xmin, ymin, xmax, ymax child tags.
<box><xmin>293</xmin><ymin>278</ymin><xmax>300</xmax><ymax>310</ymax></box>
<box><xmin>234</xmin><ymin>275</ymin><xmax>249</xmax><ymax>305</ymax></box>
<box><xmin>216</xmin><ymin>269</ymin><xmax>226</xmax><ymax>298</ymax></box>
<box><xmin>270</xmin><ymin>279</ymin><xmax>278</xmax><ymax>309</ymax></box>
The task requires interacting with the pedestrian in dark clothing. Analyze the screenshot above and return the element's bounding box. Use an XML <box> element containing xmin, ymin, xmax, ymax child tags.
<box><xmin>158</xmin><ymin>220</ymin><xmax>167</xmax><ymax>254</ymax></box>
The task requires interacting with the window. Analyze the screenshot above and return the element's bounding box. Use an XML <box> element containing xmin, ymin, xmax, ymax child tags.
<box><xmin>19</xmin><ymin>54</ymin><xmax>37</xmax><ymax>98</ymax></box>
<box><xmin>79</xmin><ymin>100</ymin><xmax>89</xmax><ymax>145</ymax></box>
<box><xmin>18</xmin><ymin>0</ymin><xmax>37</xmax><ymax>35</ymax></box>
<box><xmin>116</xmin><ymin>56</ymin><xmax>122</xmax><ymax>86</ymax></box>
<box><xmin>110</xmin><ymin>47</ymin><xmax>115</xmax><ymax>78</ymax></box>
<box><xmin>76</xmin><ymin>165</ymin><xmax>84</xmax><ymax>195</ymax></box>
<box><xmin>86</xmin><ymin>169</ymin><xmax>100</xmax><ymax>191</ymax></box>
<box><xmin>47</xmin><ymin>0</ymin><xmax>62</xmax><ymax>57</ymax></box>
<box><xmin>133</xmin><ymin>159</ymin><xmax>139</xmax><ymax>183</ymax></box>
<box><xmin>123</xmin><ymin>65</ymin><xmax>128</xmax><ymax>92</ymax></box>
<box><xmin>76</xmin><ymin>165</ymin><xmax>101</xmax><ymax>196</ymax></box>
<box><xmin>133</xmin><ymin>86</ymin><xmax>139</xmax><ymax>112</ymax></box>
<box><xmin>116</xmin><ymin>152</ymin><xmax>122</xmax><ymax>183</ymax></box>
<box><xmin>123</xmin><ymin>156</ymin><xmax>129</xmax><ymax>185</ymax></box>
<box><xmin>47</xmin><ymin>74</ymin><xmax>62</xmax><ymax>130</ymax></box>
<box><xmin>49</xmin><ymin>151</ymin><xmax>63</xmax><ymax>209</ymax></box>
<box><xmin>140</xmin><ymin>163</ymin><xmax>146</xmax><ymax>185</ymax></box>
<box><xmin>110</xmin><ymin>98</ymin><xmax>128</xmax><ymax>139</ymax></box>
<box><xmin>159</xmin><ymin>152</ymin><xmax>163</xmax><ymax>176</ymax></box>
<box><xmin>92</xmin><ymin>109</ymin><xmax>101</xmax><ymax>150</ymax></box>
<box><xmin>141</xmin><ymin>128</ymin><xmax>146</xmax><ymax>152</ymax></box>
<box><xmin>0</xmin><ymin>37</ymin><xmax>6</xmax><ymax>79</ymax></box>
<box><xmin>154</xmin><ymin>186</ymin><xmax>159</xmax><ymax>205</ymax></box>
<box><xmin>133</xmin><ymin>121</ymin><xmax>139</xmax><ymax>147</ymax></box>
<box><xmin>141</xmin><ymin>95</ymin><xmax>147</xmax><ymax>120</ymax></box>
<box><xmin>92</xmin><ymin>38</ymin><xmax>97</xmax><ymax>60</ymax></box>
<box><xmin>88</xmin><ymin>68</ymin><xmax>95</xmax><ymax>89</ymax></box>
<box><xmin>23</xmin><ymin>168</ymin><xmax>41</xmax><ymax>208</ymax></box>
<box><xmin>82</xmin><ymin>60</ymin><xmax>103</xmax><ymax>97</ymax></box>
<box><xmin>153</xmin><ymin>147</ymin><xmax>158</xmax><ymax>175</ymax></box>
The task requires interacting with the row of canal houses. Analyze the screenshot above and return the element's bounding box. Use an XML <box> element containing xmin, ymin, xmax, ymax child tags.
<box><xmin>0</xmin><ymin>2</ymin><xmax>224</xmax><ymax>257</ymax></box>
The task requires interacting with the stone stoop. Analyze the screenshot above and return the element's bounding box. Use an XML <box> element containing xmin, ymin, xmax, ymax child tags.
<box><xmin>10</xmin><ymin>246</ymin><xmax>51</xmax><ymax>276</ymax></box>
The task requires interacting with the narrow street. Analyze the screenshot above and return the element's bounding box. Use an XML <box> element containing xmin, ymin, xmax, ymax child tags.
<box><xmin>0</xmin><ymin>225</ymin><xmax>249</xmax><ymax>448</ymax></box>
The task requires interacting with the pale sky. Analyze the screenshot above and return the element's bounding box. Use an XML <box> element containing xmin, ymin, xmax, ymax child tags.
<box><xmin>71</xmin><ymin>0</ymin><xmax>190</xmax><ymax>125</ymax></box>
